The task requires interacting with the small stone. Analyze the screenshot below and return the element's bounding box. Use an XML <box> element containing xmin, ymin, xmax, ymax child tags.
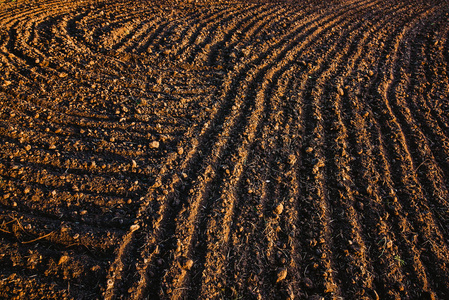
<box><xmin>288</xmin><ymin>154</ymin><xmax>296</xmax><ymax>165</ymax></box>
<box><xmin>90</xmin><ymin>161</ymin><xmax>96</xmax><ymax>168</ymax></box>
<box><xmin>49</xmin><ymin>144</ymin><xmax>56</xmax><ymax>150</ymax></box>
<box><xmin>25</xmin><ymin>145</ymin><xmax>31</xmax><ymax>151</ymax></box>
<box><xmin>130</xmin><ymin>224</ymin><xmax>140</xmax><ymax>232</ymax></box>
<box><xmin>183</xmin><ymin>259</ymin><xmax>194</xmax><ymax>270</ymax></box>
<box><xmin>177</xmin><ymin>147</ymin><xmax>184</xmax><ymax>155</ymax></box>
<box><xmin>274</xmin><ymin>203</ymin><xmax>284</xmax><ymax>215</ymax></box>
<box><xmin>337</xmin><ymin>86</ymin><xmax>344</xmax><ymax>96</ymax></box>
<box><xmin>24</xmin><ymin>187</ymin><xmax>31</xmax><ymax>194</ymax></box>
<box><xmin>58</xmin><ymin>255</ymin><xmax>70</xmax><ymax>265</ymax></box>
<box><xmin>80</xmin><ymin>210</ymin><xmax>87</xmax><ymax>215</ymax></box>
<box><xmin>276</xmin><ymin>268</ymin><xmax>287</xmax><ymax>283</ymax></box>
<box><xmin>131</xmin><ymin>160</ymin><xmax>137</xmax><ymax>168</ymax></box>
<box><xmin>306</xmin><ymin>147</ymin><xmax>313</xmax><ymax>153</ymax></box>
<box><xmin>4</xmin><ymin>80</ymin><xmax>12</xmax><ymax>86</ymax></box>
<box><xmin>149</xmin><ymin>141</ymin><xmax>160</xmax><ymax>149</ymax></box>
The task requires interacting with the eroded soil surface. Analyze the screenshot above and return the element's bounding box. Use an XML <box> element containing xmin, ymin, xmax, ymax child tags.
<box><xmin>1</xmin><ymin>0</ymin><xmax>449</xmax><ymax>299</ymax></box>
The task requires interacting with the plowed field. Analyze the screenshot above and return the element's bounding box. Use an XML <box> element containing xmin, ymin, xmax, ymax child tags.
<box><xmin>1</xmin><ymin>0</ymin><xmax>449</xmax><ymax>299</ymax></box>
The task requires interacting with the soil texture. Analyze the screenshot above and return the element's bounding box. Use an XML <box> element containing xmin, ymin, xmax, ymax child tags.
<box><xmin>1</xmin><ymin>0</ymin><xmax>449</xmax><ymax>299</ymax></box>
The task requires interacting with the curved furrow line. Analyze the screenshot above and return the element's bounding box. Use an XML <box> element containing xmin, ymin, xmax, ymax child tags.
<box><xmin>0</xmin><ymin>7</ymin><xmax>68</xmax><ymax>78</ymax></box>
<box><xmin>105</xmin><ymin>18</ymin><xmax>156</xmax><ymax>52</ymax></box>
<box><xmin>0</xmin><ymin>8</ymin><xmax>154</xmax><ymax>131</ymax></box>
<box><xmin>179</xmin><ymin>64</ymin><xmax>299</xmax><ymax>300</ymax></box>
<box><xmin>362</xmin><ymin>4</ymin><xmax>449</xmax><ymax>297</ymax></box>
<box><xmin>122</xmin><ymin>18</ymin><xmax>175</xmax><ymax>55</ymax></box>
<box><xmin>205</xmin><ymin>4</ymin><xmax>293</xmax><ymax>67</ymax></box>
<box><xmin>240</xmin><ymin>67</ymin><xmax>300</xmax><ymax>299</ymax></box>
<box><xmin>179</xmin><ymin>3</ymin><xmax>297</xmax><ymax>70</ymax></box>
<box><xmin>427</xmin><ymin>20</ymin><xmax>449</xmax><ymax>134</ymax></box>
<box><xmin>120</xmin><ymin>6</ymin><xmax>205</xmax><ymax>54</ymax></box>
<box><xmin>387</xmin><ymin>10</ymin><xmax>449</xmax><ymax>230</ymax></box>
<box><xmin>0</xmin><ymin>0</ymin><xmax>70</xmax><ymax>23</ymax></box>
<box><xmin>184</xmin><ymin>4</ymin><xmax>285</xmax><ymax>65</ymax></box>
<box><xmin>342</xmin><ymin>94</ymin><xmax>408</xmax><ymax>297</ymax></box>
<box><xmin>118</xmin><ymin>0</ymin><xmax>374</xmax><ymax>296</ymax></box>
<box><xmin>91</xmin><ymin>6</ymin><xmax>168</xmax><ymax>53</ymax></box>
<box><xmin>222</xmin><ymin>1</ymin><xmax>400</xmax><ymax>296</ymax></box>
<box><xmin>377</xmin><ymin>6</ymin><xmax>449</xmax><ymax>284</ymax></box>
<box><xmin>132</xmin><ymin>6</ymin><xmax>312</xmax><ymax>296</ymax></box>
<box><xmin>380</xmin><ymin>8</ymin><xmax>449</xmax><ymax>293</ymax></box>
<box><xmin>182</xmin><ymin>4</ymin><xmax>269</xmax><ymax>63</ymax></box>
<box><xmin>131</xmin><ymin>6</ymin><xmax>249</xmax><ymax>56</ymax></box>
<box><xmin>262</xmin><ymin>0</ymin><xmax>400</xmax><ymax>298</ymax></box>
<box><xmin>1</xmin><ymin>0</ymin><xmax>449</xmax><ymax>298</ymax></box>
<box><xmin>0</xmin><ymin>7</ymin><xmax>107</xmax><ymax>97</ymax></box>
<box><xmin>221</xmin><ymin>68</ymin><xmax>303</xmax><ymax>298</ymax></box>
<box><xmin>134</xmin><ymin>5</ymin><xmax>243</xmax><ymax>56</ymax></box>
<box><xmin>7</xmin><ymin>12</ymin><xmax>51</xmax><ymax>67</ymax></box>
<box><xmin>2</xmin><ymin>9</ymin><xmax>194</xmax><ymax>151</ymax></box>
<box><xmin>309</xmin><ymin>2</ymin><xmax>418</xmax><ymax>298</ymax></box>
<box><xmin>188</xmin><ymin>2</ymin><xmax>384</xmax><ymax>298</ymax></box>
<box><xmin>361</xmin><ymin>6</ymin><xmax>447</xmax><ymax>298</ymax></box>
<box><xmin>103</xmin><ymin>2</ymin><xmax>373</xmax><ymax>297</ymax></box>
<box><xmin>132</xmin><ymin>37</ymin><xmax>296</xmax><ymax>300</ymax></box>
<box><xmin>369</xmin><ymin>117</ymin><xmax>441</xmax><ymax>298</ymax></box>
<box><xmin>418</xmin><ymin>22</ymin><xmax>449</xmax><ymax>135</ymax></box>
<box><xmin>62</xmin><ymin>2</ymin><xmax>131</xmax><ymax>53</ymax></box>
<box><xmin>402</xmin><ymin>12</ymin><xmax>449</xmax><ymax>181</ymax></box>
<box><xmin>334</xmin><ymin>4</ymin><xmax>439</xmax><ymax>299</ymax></box>
<box><xmin>191</xmin><ymin>62</ymin><xmax>297</xmax><ymax>300</ymax></box>
<box><xmin>162</xmin><ymin>4</ymin><xmax>253</xmax><ymax>61</ymax></box>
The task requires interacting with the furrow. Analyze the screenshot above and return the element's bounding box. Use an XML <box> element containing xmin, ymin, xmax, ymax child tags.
<box><xmin>103</xmin><ymin>1</ymin><xmax>371</xmax><ymax>297</ymax></box>
<box><xmin>365</xmin><ymin>4</ymin><xmax>449</xmax><ymax>297</ymax></box>
<box><xmin>189</xmin><ymin>1</ymin><xmax>383</xmax><ymax>298</ymax></box>
<box><xmin>310</xmin><ymin>1</ymin><xmax>414</xmax><ymax>298</ymax></box>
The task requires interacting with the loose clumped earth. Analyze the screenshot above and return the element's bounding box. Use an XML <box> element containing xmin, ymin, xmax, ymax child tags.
<box><xmin>1</xmin><ymin>0</ymin><xmax>449</xmax><ymax>299</ymax></box>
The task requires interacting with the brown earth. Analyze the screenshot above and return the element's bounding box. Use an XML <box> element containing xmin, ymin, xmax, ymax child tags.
<box><xmin>1</xmin><ymin>0</ymin><xmax>449</xmax><ymax>299</ymax></box>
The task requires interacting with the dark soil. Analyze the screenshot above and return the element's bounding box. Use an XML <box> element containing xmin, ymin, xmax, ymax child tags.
<box><xmin>1</xmin><ymin>0</ymin><xmax>448</xmax><ymax>299</ymax></box>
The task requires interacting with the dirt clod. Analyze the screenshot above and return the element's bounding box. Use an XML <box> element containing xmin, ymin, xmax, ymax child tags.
<box><xmin>274</xmin><ymin>203</ymin><xmax>284</xmax><ymax>215</ymax></box>
<box><xmin>183</xmin><ymin>259</ymin><xmax>194</xmax><ymax>270</ymax></box>
<box><xmin>276</xmin><ymin>269</ymin><xmax>288</xmax><ymax>283</ymax></box>
<box><xmin>149</xmin><ymin>141</ymin><xmax>160</xmax><ymax>149</ymax></box>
